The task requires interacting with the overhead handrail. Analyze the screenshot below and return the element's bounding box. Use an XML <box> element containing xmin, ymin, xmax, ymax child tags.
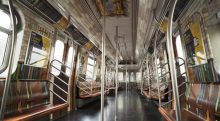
<box><xmin>51</xmin><ymin>59</ymin><xmax>71</xmax><ymax>70</ymax></box>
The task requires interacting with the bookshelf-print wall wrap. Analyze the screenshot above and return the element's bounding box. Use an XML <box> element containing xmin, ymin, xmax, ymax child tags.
<box><xmin>188</xmin><ymin>63</ymin><xmax>218</xmax><ymax>83</ymax></box>
<box><xmin>11</xmin><ymin>61</ymin><xmax>48</xmax><ymax>80</ymax></box>
<box><xmin>180</xmin><ymin>12</ymin><xmax>219</xmax><ymax>83</ymax></box>
<box><xmin>0</xmin><ymin>80</ymin><xmax>49</xmax><ymax>116</ymax></box>
<box><xmin>0</xmin><ymin>61</ymin><xmax>49</xmax><ymax>116</ymax></box>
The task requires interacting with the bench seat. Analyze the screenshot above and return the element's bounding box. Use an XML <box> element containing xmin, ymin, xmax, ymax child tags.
<box><xmin>79</xmin><ymin>92</ymin><xmax>102</xmax><ymax>99</ymax></box>
<box><xmin>4</xmin><ymin>103</ymin><xmax>68</xmax><ymax>121</ymax></box>
<box><xmin>79</xmin><ymin>90</ymin><xmax>109</xmax><ymax>99</ymax></box>
<box><xmin>159</xmin><ymin>107</ymin><xmax>205</xmax><ymax>121</ymax></box>
<box><xmin>143</xmin><ymin>90</ymin><xmax>166</xmax><ymax>100</ymax></box>
<box><xmin>108</xmin><ymin>87</ymin><xmax>115</xmax><ymax>90</ymax></box>
<box><xmin>0</xmin><ymin>80</ymin><xmax>69</xmax><ymax>121</ymax></box>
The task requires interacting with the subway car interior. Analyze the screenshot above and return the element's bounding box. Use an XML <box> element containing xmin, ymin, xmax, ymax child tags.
<box><xmin>1</xmin><ymin>0</ymin><xmax>220</xmax><ymax>121</ymax></box>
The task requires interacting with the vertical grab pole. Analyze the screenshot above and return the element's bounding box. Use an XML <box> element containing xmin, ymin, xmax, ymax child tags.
<box><xmin>114</xmin><ymin>26</ymin><xmax>119</xmax><ymax>120</ymax></box>
<box><xmin>100</xmin><ymin>1</ymin><xmax>106</xmax><ymax>121</ymax></box>
<box><xmin>146</xmin><ymin>55</ymin><xmax>150</xmax><ymax>96</ymax></box>
<box><xmin>92</xmin><ymin>54</ymin><xmax>96</xmax><ymax>94</ymax></box>
<box><xmin>109</xmin><ymin>67</ymin><xmax>111</xmax><ymax>89</ymax></box>
<box><xmin>0</xmin><ymin>0</ymin><xmax>17</xmax><ymax>120</ymax></box>
<box><xmin>140</xmin><ymin>66</ymin><xmax>143</xmax><ymax>94</ymax></box>
<box><xmin>114</xmin><ymin>50</ymin><xmax>118</xmax><ymax>120</ymax></box>
<box><xmin>126</xmin><ymin>61</ymin><xmax>128</xmax><ymax>92</ymax></box>
<box><xmin>154</xmin><ymin>38</ymin><xmax>161</xmax><ymax>107</ymax></box>
<box><xmin>167</xmin><ymin>0</ymin><xmax>181</xmax><ymax>121</ymax></box>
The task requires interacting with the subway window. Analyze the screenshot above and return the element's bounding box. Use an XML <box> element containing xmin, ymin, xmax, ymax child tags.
<box><xmin>86</xmin><ymin>54</ymin><xmax>96</xmax><ymax>81</ymax></box>
<box><xmin>136</xmin><ymin>72</ymin><xmax>141</xmax><ymax>82</ymax></box>
<box><xmin>118</xmin><ymin>72</ymin><xmax>123</xmax><ymax>82</ymax></box>
<box><xmin>0</xmin><ymin>10</ymin><xmax>11</xmax><ymax>65</ymax></box>
<box><xmin>176</xmin><ymin>35</ymin><xmax>185</xmax><ymax>74</ymax></box>
<box><xmin>52</xmin><ymin>40</ymin><xmax>64</xmax><ymax>75</ymax></box>
<box><xmin>66</xmin><ymin>46</ymin><xmax>74</xmax><ymax>76</ymax></box>
<box><xmin>130</xmin><ymin>72</ymin><xmax>134</xmax><ymax>82</ymax></box>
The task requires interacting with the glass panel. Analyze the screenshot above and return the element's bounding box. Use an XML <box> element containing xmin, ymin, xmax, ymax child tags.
<box><xmin>52</xmin><ymin>40</ymin><xmax>64</xmax><ymax>75</ymax></box>
<box><xmin>130</xmin><ymin>72</ymin><xmax>134</xmax><ymax>82</ymax></box>
<box><xmin>0</xmin><ymin>10</ymin><xmax>11</xmax><ymax>29</ymax></box>
<box><xmin>176</xmin><ymin>35</ymin><xmax>185</xmax><ymax>74</ymax></box>
<box><xmin>136</xmin><ymin>72</ymin><xmax>141</xmax><ymax>82</ymax></box>
<box><xmin>118</xmin><ymin>72</ymin><xmax>123</xmax><ymax>82</ymax></box>
<box><xmin>0</xmin><ymin>32</ymin><xmax>8</xmax><ymax>65</ymax></box>
<box><xmin>86</xmin><ymin>54</ymin><xmax>96</xmax><ymax>81</ymax></box>
<box><xmin>0</xmin><ymin>10</ymin><xmax>10</xmax><ymax>66</ymax></box>
<box><xmin>88</xmin><ymin>57</ymin><xmax>95</xmax><ymax>65</ymax></box>
<box><xmin>66</xmin><ymin>47</ymin><xmax>74</xmax><ymax>76</ymax></box>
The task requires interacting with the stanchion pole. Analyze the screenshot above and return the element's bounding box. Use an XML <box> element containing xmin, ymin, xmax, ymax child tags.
<box><xmin>166</xmin><ymin>0</ymin><xmax>181</xmax><ymax>120</ymax></box>
<box><xmin>114</xmin><ymin>26</ymin><xmax>119</xmax><ymax>121</ymax></box>
<box><xmin>100</xmin><ymin>1</ymin><xmax>106</xmax><ymax>121</ymax></box>
<box><xmin>0</xmin><ymin>0</ymin><xmax>17</xmax><ymax>120</ymax></box>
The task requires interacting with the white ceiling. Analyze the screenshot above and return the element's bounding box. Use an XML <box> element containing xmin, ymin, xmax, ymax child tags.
<box><xmin>48</xmin><ymin>0</ymin><xmax>158</xmax><ymax>66</ymax></box>
<box><xmin>48</xmin><ymin>0</ymin><xmax>116</xmax><ymax>59</ymax></box>
<box><xmin>104</xmin><ymin>1</ymin><xmax>133</xmax><ymax>60</ymax></box>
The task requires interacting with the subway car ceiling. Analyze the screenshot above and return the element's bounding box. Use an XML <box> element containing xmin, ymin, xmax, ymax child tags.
<box><xmin>2</xmin><ymin>0</ymin><xmax>220</xmax><ymax>121</ymax></box>
<box><xmin>0</xmin><ymin>0</ymin><xmax>197</xmax><ymax>71</ymax></box>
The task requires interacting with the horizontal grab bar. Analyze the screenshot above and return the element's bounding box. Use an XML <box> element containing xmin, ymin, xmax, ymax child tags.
<box><xmin>49</xmin><ymin>89</ymin><xmax>67</xmax><ymax>103</ymax></box>
<box><xmin>50</xmin><ymin>59</ymin><xmax>71</xmax><ymax>70</ymax></box>
<box><xmin>50</xmin><ymin>72</ymin><xmax>68</xmax><ymax>86</ymax></box>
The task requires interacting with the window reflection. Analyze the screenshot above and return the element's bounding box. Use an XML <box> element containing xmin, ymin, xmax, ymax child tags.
<box><xmin>0</xmin><ymin>10</ymin><xmax>11</xmax><ymax>66</ymax></box>
<box><xmin>52</xmin><ymin>40</ymin><xmax>64</xmax><ymax>75</ymax></box>
<box><xmin>66</xmin><ymin>47</ymin><xmax>74</xmax><ymax>76</ymax></box>
<box><xmin>0</xmin><ymin>10</ymin><xmax>11</xmax><ymax>29</ymax></box>
<box><xmin>176</xmin><ymin>35</ymin><xmax>185</xmax><ymax>74</ymax></box>
<box><xmin>86</xmin><ymin>55</ymin><xmax>96</xmax><ymax>81</ymax></box>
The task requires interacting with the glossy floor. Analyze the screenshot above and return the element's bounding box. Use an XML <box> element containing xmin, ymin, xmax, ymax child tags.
<box><xmin>56</xmin><ymin>90</ymin><xmax>163</xmax><ymax>121</ymax></box>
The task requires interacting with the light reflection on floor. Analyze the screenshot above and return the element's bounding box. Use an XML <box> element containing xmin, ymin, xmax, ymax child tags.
<box><xmin>56</xmin><ymin>90</ymin><xmax>163</xmax><ymax>121</ymax></box>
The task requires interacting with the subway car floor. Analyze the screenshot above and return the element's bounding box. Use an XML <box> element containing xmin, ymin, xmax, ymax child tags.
<box><xmin>56</xmin><ymin>90</ymin><xmax>163</xmax><ymax>121</ymax></box>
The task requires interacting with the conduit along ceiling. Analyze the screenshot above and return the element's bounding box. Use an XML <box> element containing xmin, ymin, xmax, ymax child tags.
<box><xmin>18</xmin><ymin>0</ymin><xmax>192</xmax><ymax>70</ymax></box>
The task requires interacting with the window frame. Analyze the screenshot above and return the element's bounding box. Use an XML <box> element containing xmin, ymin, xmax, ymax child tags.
<box><xmin>0</xmin><ymin>9</ymin><xmax>12</xmax><ymax>67</ymax></box>
<box><xmin>65</xmin><ymin>46</ymin><xmax>75</xmax><ymax>76</ymax></box>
